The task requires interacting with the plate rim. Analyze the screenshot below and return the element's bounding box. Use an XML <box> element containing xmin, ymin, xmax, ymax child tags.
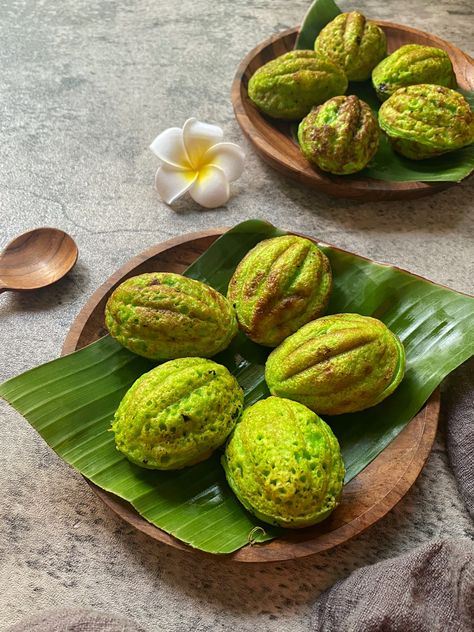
<box><xmin>61</xmin><ymin>228</ymin><xmax>440</xmax><ymax>562</ymax></box>
<box><xmin>231</xmin><ymin>22</ymin><xmax>474</xmax><ymax>201</ymax></box>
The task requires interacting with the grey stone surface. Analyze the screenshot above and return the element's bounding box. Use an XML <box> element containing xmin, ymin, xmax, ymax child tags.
<box><xmin>0</xmin><ymin>0</ymin><xmax>473</xmax><ymax>630</ymax></box>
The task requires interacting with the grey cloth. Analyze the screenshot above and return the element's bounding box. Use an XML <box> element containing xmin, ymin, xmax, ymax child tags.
<box><xmin>6</xmin><ymin>609</ymin><xmax>145</xmax><ymax>632</ymax></box>
<box><xmin>445</xmin><ymin>358</ymin><xmax>474</xmax><ymax>518</ymax></box>
<box><xmin>311</xmin><ymin>538</ymin><xmax>474</xmax><ymax>632</ymax></box>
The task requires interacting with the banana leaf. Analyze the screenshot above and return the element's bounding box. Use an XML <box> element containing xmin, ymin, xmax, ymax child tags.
<box><xmin>1</xmin><ymin>219</ymin><xmax>473</xmax><ymax>554</ymax></box>
<box><xmin>294</xmin><ymin>0</ymin><xmax>474</xmax><ymax>182</ymax></box>
<box><xmin>295</xmin><ymin>0</ymin><xmax>340</xmax><ymax>50</ymax></box>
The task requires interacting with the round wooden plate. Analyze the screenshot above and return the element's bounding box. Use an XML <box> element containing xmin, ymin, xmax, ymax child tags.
<box><xmin>62</xmin><ymin>230</ymin><xmax>439</xmax><ymax>562</ymax></box>
<box><xmin>231</xmin><ymin>23</ymin><xmax>474</xmax><ymax>201</ymax></box>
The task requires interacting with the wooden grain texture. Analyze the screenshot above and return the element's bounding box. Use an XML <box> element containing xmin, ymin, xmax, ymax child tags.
<box><xmin>62</xmin><ymin>229</ymin><xmax>440</xmax><ymax>562</ymax></box>
<box><xmin>0</xmin><ymin>228</ymin><xmax>78</xmax><ymax>292</ymax></box>
<box><xmin>231</xmin><ymin>23</ymin><xmax>474</xmax><ymax>201</ymax></box>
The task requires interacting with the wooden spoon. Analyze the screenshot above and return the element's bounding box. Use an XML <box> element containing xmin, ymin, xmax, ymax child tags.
<box><xmin>0</xmin><ymin>228</ymin><xmax>78</xmax><ymax>293</ymax></box>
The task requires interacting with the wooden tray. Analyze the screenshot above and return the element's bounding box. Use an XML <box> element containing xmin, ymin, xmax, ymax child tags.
<box><xmin>231</xmin><ymin>23</ymin><xmax>474</xmax><ymax>201</ymax></box>
<box><xmin>62</xmin><ymin>230</ymin><xmax>439</xmax><ymax>562</ymax></box>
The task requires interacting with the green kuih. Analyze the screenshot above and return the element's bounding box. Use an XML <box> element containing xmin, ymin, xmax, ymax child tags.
<box><xmin>222</xmin><ymin>397</ymin><xmax>344</xmax><ymax>528</ymax></box>
<box><xmin>112</xmin><ymin>358</ymin><xmax>244</xmax><ymax>470</ymax></box>
<box><xmin>298</xmin><ymin>95</ymin><xmax>379</xmax><ymax>175</ymax></box>
<box><xmin>379</xmin><ymin>84</ymin><xmax>474</xmax><ymax>160</ymax></box>
<box><xmin>247</xmin><ymin>50</ymin><xmax>348</xmax><ymax>120</ymax></box>
<box><xmin>105</xmin><ymin>272</ymin><xmax>237</xmax><ymax>360</ymax></box>
<box><xmin>372</xmin><ymin>44</ymin><xmax>456</xmax><ymax>101</ymax></box>
<box><xmin>314</xmin><ymin>11</ymin><xmax>386</xmax><ymax>82</ymax></box>
<box><xmin>265</xmin><ymin>314</ymin><xmax>405</xmax><ymax>415</ymax></box>
<box><xmin>227</xmin><ymin>235</ymin><xmax>332</xmax><ymax>347</ymax></box>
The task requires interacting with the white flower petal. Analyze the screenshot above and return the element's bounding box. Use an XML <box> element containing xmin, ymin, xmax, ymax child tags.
<box><xmin>202</xmin><ymin>142</ymin><xmax>245</xmax><ymax>182</ymax></box>
<box><xmin>189</xmin><ymin>165</ymin><xmax>229</xmax><ymax>208</ymax></box>
<box><xmin>183</xmin><ymin>118</ymin><xmax>224</xmax><ymax>169</ymax></box>
<box><xmin>150</xmin><ymin>127</ymin><xmax>191</xmax><ymax>170</ymax></box>
<box><xmin>155</xmin><ymin>165</ymin><xmax>197</xmax><ymax>204</ymax></box>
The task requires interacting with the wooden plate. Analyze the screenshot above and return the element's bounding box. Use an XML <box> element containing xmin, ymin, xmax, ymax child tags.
<box><xmin>231</xmin><ymin>23</ymin><xmax>474</xmax><ymax>201</ymax></box>
<box><xmin>62</xmin><ymin>230</ymin><xmax>439</xmax><ymax>562</ymax></box>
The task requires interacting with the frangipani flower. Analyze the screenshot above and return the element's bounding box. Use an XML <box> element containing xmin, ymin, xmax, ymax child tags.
<box><xmin>150</xmin><ymin>118</ymin><xmax>245</xmax><ymax>209</ymax></box>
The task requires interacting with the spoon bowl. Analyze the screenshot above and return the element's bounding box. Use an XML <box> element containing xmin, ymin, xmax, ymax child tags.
<box><xmin>0</xmin><ymin>228</ymin><xmax>78</xmax><ymax>292</ymax></box>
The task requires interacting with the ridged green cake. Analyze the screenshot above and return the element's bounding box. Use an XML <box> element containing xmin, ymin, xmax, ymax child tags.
<box><xmin>378</xmin><ymin>84</ymin><xmax>474</xmax><ymax>159</ymax></box>
<box><xmin>314</xmin><ymin>11</ymin><xmax>386</xmax><ymax>82</ymax></box>
<box><xmin>247</xmin><ymin>50</ymin><xmax>348</xmax><ymax>120</ymax></box>
<box><xmin>112</xmin><ymin>357</ymin><xmax>244</xmax><ymax>469</ymax></box>
<box><xmin>265</xmin><ymin>313</ymin><xmax>405</xmax><ymax>415</ymax></box>
<box><xmin>105</xmin><ymin>272</ymin><xmax>237</xmax><ymax>360</ymax></box>
<box><xmin>227</xmin><ymin>235</ymin><xmax>332</xmax><ymax>347</ymax></box>
<box><xmin>222</xmin><ymin>396</ymin><xmax>344</xmax><ymax>528</ymax></box>
<box><xmin>298</xmin><ymin>95</ymin><xmax>379</xmax><ymax>175</ymax></box>
<box><xmin>372</xmin><ymin>44</ymin><xmax>456</xmax><ymax>101</ymax></box>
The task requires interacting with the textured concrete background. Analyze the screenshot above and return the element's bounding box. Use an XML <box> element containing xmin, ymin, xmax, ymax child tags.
<box><xmin>1</xmin><ymin>0</ymin><xmax>473</xmax><ymax>630</ymax></box>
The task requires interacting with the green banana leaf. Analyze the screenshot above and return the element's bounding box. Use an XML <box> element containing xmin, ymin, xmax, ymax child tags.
<box><xmin>295</xmin><ymin>0</ymin><xmax>341</xmax><ymax>50</ymax></box>
<box><xmin>1</xmin><ymin>219</ymin><xmax>473</xmax><ymax>554</ymax></box>
<box><xmin>293</xmin><ymin>0</ymin><xmax>474</xmax><ymax>182</ymax></box>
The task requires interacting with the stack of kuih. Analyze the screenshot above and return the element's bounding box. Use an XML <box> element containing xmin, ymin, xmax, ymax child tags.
<box><xmin>247</xmin><ymin>11</ymin><xmax>474</xmax><ymax>174</ymax></box>
<box><xmin>105</xmin><ymin>234</ymin><xmax>406</xmax><ymax>529</ymax></box>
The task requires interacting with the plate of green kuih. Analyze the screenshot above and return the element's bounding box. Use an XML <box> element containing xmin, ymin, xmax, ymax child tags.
<box><xmin>1</xmin><ymin>220</ymin><xmax>473</xmax><ymax>562</ymax></box>
<box><xmin>232</xmin><ymin>0</ymin><xmax>474</xmax><ymax>201</ymax></box>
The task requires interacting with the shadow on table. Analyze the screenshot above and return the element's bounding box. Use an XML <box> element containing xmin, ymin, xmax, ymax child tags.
<box><xmin>260</xmin><ymin>166</ymin><xmax>473</xmax><ymax>235</ymax></box>
<box><xmin>0</xmin><ymin>262</ymin><xmax>89</xmax><ymax>316</ymax></box>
